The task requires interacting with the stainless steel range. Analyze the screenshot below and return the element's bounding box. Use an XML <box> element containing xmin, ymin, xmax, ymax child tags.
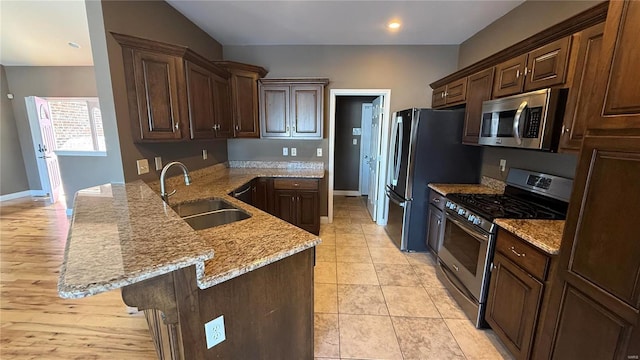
<box><xmin>436</xmin><ymin>168</ymin><xmax>573</xmax><ymax>328</ymax></box>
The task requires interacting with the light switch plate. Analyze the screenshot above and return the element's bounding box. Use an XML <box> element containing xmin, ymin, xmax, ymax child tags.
<box><xmin>316</xmin><ymin>148</ymin><xmax>322</xmax><ymax>157</ymax></box>
<box><xmin>204</xmin><ymin>315</ymin><xmax>226</xmax><ymax>349</ymax></box>
<box><xmin>499</xmin><ymin>159</ymin><xmax>507</xmax><ymax>172</ymax></box>
<box><xmin>282</xmin><ymin>147</ymin><xmax>288</xmax><ymax>156</ymax></box>
<box><xmin>291</xmin><ymin>148</ymin><xmax>297</xmax><ymax>156</ymax></box>
<box><xmin>136</xmin><ymin>159</ymin><xmax>149</xmax><ymax>175</ymax></box>
<box><xmin>154</xmin><ymin>157</ymin><xmax>162</xmax><ymax>171</ymax></box>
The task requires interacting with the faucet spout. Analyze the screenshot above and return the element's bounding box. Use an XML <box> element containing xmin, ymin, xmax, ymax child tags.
<box><xmin>160</xmin><ymin>161</ymin><xmax>191</xmax><ymax>203</ymax></box>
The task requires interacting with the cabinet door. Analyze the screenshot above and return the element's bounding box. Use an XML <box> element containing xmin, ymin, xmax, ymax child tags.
<box><xmin>486</xmin><ymin>252</ymin><xmax>543</xmax><ymax>360</ymax></box>
<box><xmin>540</xmin><ymin>136</ymin><xmax>640</xmax><ymax>360</ymax></box>
<box><xmin>185</xmin><ymin>61</ymin><xmax>215</xmax><ymax>140</ymax></box>
<box><xmin>273</xmin><ymin>190</ymin><xmax>297</xmax><ymax>225</ymax></box>
<box><xmin>463</xmin><ymin>68</ymin><xmax>495</xmax><ymax>144</ymax></box>
<box><xmin>493</xmin><ymin>54</ymin><xmax>527</xmax><ymax>98</ymax></box>
<box><xmin>585</xmin><ymin>0</ymin><xmax>640</xmax><ymax>130</ymax></box>
<box><xmin>132</xmin><ymin>50</ymin><xmax>184</xmax><ymax>140</ymax></box>
<box><xmin>252</xmin><ymin>178</ymin><xmax>269</xmax><ymax>212</ymax></box>
<box><xmin>524</xmin><ymin>36</ymin><xmax>571</xmax><ymax>92</ymax></box>
<box><xmin>432</xmin><ymin>85</ymin><xmax>447</xmax><ymax>108</ymax></box>
<box><xmin>445</xmin><ymin>77</ymin><xmax>467</xmax><ymax>105</ymax></box>
<box><xmin>290</xmin><ymin>85</ymin><xmax>322</xmax><ymax>138</ymax></box>
<box><xmin>560</xmin><ymin>24</ymin><xmax>605</xmax><ymax>152</ymax></box>
<box><xmin>296</xmin><ymin>191</ymin><xmax>319</xmax><ymax>235</ymax></box>
<box><xmin>260</xmin><ymin>85</ymin><xmax>290</xmax><ymax>138</ymax></box>
<box><xmin>426</xmin><ymin>205</ymin><xmax>443</xmax><ymax>254</ymax></box>
<box><xmin>232</xmin><ymin>71</ymin><xmax>260</xmax><ymax>138</ymax></box>
<box><xmin>212</xmin><ymin>74</ymin><xmax>233</xmax><ymax>138</ymax></box>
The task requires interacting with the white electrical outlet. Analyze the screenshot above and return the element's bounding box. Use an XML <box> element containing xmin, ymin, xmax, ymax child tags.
<box><xmin>352</xmin><ymin>138</ymin><xmax>358</xmax><ymax>145</ymax></box>
<box><xmin>291</xmin><ymin>147</ymin><xmax>297</xmax><ymax>157</ymax></box>
<box><xmin>202</xmin><ymin>149</ymin><xmax>208</xmax><ymax>160</ymax></box>
<box><xmin>282</xmin><ymin>147</ymin><xmax>288</xmax><ymax>156</ymax></box>
<box><xmin>316</xmin><ymin>148</ymin><xmax>322</xmax><ymax>157</ymax></box>
<box><xmin>154</xmin><ymin>157</ymin><xmax>162</xmax><ymax>171</ymax></box>
<box><xmin>204</xmin><ymin>315</ymin><xmax>226</xmax><ymax>349</ymax></box>
<box><xmin>499</xmin><ymin>159</ymin><xmax>507</xmax><ymax>172</ymax></box>
<box><xmin>136</xmin><ymin>159</ymin><xmax>149</xmax><ymax>175</ymax></box>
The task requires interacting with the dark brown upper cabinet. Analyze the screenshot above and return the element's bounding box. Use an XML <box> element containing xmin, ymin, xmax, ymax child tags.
<box><xmin>259</xmin><ymin>79</ymin><xmax>328</xmax><ymax>139</ymax></box>
<box><xmin>431</xmin><ymin>77</ymin><xmax>467</xmax><ymax>109</ymax></box>
<box><xmin>122</xmin><ymin>46</ymin><xmax>187</xmax><ymax>141</ymax></box>
<box><xmin>559</xmin><ymin>23</ymin><xmax>605</xmax><ymax>152</ymax></box>
<box><xmin>213</xmin><ymin>61</ymin><xmax>268</xmax><ymax>138</ymax></box>
<box><xmin>493</xmin><ymin>37</ymin><xmax>571</xmax><ymax>98</ymax></box>
<box><xmin>462</xmin><ymin>68</ymin><xmax>495</xmax><ymax>144</ymax></box>
<box><xmin>113</xmin><ymin>33</ymin><xmax>232</xmax><ymax>142</ymax></box>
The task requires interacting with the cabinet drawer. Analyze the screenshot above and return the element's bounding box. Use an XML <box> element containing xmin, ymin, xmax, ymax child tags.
<box><xmin>273</xmin><ymin>178</ymin><xmax>319</xmax><ymax>190</ymax></box>
<box><xmin>429</xmin><ymin>190</ymin><xmax>446</xmax><ymax>211</ymax></box>
<box><xmin>496</xmin><ymin>229</ymin><xmax>549</xmax><ymax>281</ymax></box>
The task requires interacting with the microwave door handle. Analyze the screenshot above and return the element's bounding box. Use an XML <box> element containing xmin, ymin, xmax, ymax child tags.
<box><xmin>513</xmin><ymin>101</ymin><xmax>527</xmax><ymax>145</ymax></box>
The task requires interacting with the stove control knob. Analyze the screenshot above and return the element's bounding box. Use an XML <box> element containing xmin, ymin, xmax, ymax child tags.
<box><xmin>457</xmin><ymin>208</ymin><xmax>465</xmax><ymax>216</ymax></box>
<box><xmin>468</xmin><ymin>214</ymin><xmax>475</xmax><ymax>222</ymax></box>
<box><xmin>445</xmin><ymin>201</ymin><xmax>451</xmax><ymax>208</ymax></box>
<box><xmin>473</xmin><ymin>218</ymin><xmax>482</xmax><ymax>225</ymax></box>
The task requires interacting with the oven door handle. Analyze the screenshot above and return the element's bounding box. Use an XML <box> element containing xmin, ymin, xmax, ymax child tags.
<box><xmin>513</xmin><ymin>101</ymin><xmax>527</xmax><ymax>145</ymax></box>
<box><xmin>445</xmin><ymin>215</ymin><xmax>490</xmax><ymax>242</ymax></box>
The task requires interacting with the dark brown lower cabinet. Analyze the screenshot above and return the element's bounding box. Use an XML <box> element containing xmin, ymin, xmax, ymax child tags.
<box><xmin>251</xmin><ymin>177</ymin><xmax>270</xmax><ymax>213</ymax></box>
<box><xmin>486</xmin><ymin>229</ymin><xmax>555</xmax><ymax>360</ymax></box>
<box><xmin>273</xmin><ymin>178</ymin><xmax>320</xmax><ymax>235</ymax></box>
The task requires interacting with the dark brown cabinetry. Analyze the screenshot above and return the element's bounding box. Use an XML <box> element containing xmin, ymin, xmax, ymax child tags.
<box><xmin>273</xmin><ymin>178</ymin><xmax>320</xmax><ymax>235</ymax></box>
<box><xmin>535</xmin><ymin>2</ymin><xmax>640</xmax><ymax>358</ymax></box>
<box><xmin>113</xmin><ymin>33</ymin><xmax>233</xmax><ymax>142</ymax></box>
<box><xmin>493</xmin><ymin>37</ymin><xmax>571</xmax><ymax>98</ymax></box>
<box><xmin>259</xmin><ymin>79</ymin><xmax>328</xmax><ymax>139</ymax></box>
<box><xmin>214</xmin><ymin>61</ymin><xmax>268</xmax><ymax>138</ymax></box>
<box><xmin>486</xmin><ymin>229</ymin><xmax>551</xmax><ymax>360</ymax></box>
<box><xmin>185</xmin><ymin>60</ymin><xmax>232</xmax><ymax>139</ymax></box>
<box><xmin>432</xmin><ymin>77</ymin><xmax>467</xmax><ymax>109</ymax></box>
<box><xmin>251</xmin><ymin>177</ymin><xmax>270</xmax><ymax>212</ymax></box>
<box><xmin>559</xmin><ymin>23</ymin><xmax>605</xmax><ymax>152</ymax></box>
<box><xmin>122</xmin><ymin>46</ymin><xmax>186</xmax><ymax>141</ymax></box>
<box><xmin>462</xmin><ymin>68</ymin><xmax>495</xmax><ymax>144</ymax></box>
<box><xmin>426</xmin><ymin>190</ymin><xmax>446</xmax><ymax>254</ymax></box>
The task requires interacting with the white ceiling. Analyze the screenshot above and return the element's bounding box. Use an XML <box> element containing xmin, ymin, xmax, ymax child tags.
<box><xmin>166</xmin><ymin>0</ymin><xmax>525</xmax><ymax>46</ymax></box>
<box><xmin>0</xmin><ymin>0</ymin><xmax>524</xmax><ymax>66</ymax></box>
<box><xmin>1</xmin><ymin>0</ymin><xmax>93</xmax><ymax>66</ymax></box>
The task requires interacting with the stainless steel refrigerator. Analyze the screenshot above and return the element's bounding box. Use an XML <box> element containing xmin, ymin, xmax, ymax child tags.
<box><xmin>384</xmin><ymin>108</ymin><xmax>483</xmax><ymax>251</ymax></box>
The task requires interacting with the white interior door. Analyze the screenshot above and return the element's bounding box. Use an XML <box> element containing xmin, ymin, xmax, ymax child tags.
<box><xmin>366</xmin><ymin>96</ymin><xmax>383</xmax><ymax>218</ymax></box>
<box><xmin>359</xmin><ymin>103</ymin><xmax>373</xmax><ymax>195</ymax></box>
<box><xmin>26</xmin><ymin>96</ymin><xmax>62</xmax><ymax>204</ymax></box>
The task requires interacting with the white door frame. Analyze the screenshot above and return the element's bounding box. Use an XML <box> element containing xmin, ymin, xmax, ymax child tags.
<box><xmin>328</xmin><ymin>89</ymin><xmax>391</xmax><ymax>225</ymax></box>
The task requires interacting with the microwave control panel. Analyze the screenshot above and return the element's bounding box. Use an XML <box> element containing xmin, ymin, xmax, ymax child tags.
<box><xmin>524</xmin><ymin>107</ymin><xmax>543</xmax><ymax>138</ymax></box>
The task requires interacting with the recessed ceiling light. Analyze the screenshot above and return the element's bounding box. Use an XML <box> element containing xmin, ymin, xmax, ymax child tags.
<box><xmin>68</xmin><ymin>42</ymin><xmax>81</xmax><ymax>49</ymax></box>
<box><xmin>388</xmin><ymin>22</ymin><xmax>401</xmax><ymax>29</ymax></box>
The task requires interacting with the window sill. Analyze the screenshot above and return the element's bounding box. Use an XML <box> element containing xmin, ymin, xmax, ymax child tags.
<box><xmin>55</xmin><ymin>151</ymin><xmax>107</xmax><ymax>157</ymax></box>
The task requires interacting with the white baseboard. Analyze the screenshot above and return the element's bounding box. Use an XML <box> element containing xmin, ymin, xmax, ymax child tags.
<box><xmin>320</xmin><ymin>216</ymin><xmax>330</xmax><ymax>224</ymax></box>
<box><xmin>31</xmin><ymin>189</ymin><xmax>47</xmax><ymax>197</ymax></box>
<box><xmin>0</xmin><ymin>190</ymin><xmax>32</xmax><ymax>202</ymax></box>
<box><xmin>333</xmin><ymin>190</ymin><xmax>361</xmax><ymax>196</ymax></box>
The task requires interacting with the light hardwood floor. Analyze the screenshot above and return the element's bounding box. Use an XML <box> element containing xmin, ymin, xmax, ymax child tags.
<box><xmin>0</xmin><ymin>198</ymin><xmax>156</xmax><ymax>359</ymax></box>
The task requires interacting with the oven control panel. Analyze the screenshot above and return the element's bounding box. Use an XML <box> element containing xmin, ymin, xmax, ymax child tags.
<box><xmin>445</xmin><ymin>200</ymin><xmax>494</xmax><ymax>233</ymax></box>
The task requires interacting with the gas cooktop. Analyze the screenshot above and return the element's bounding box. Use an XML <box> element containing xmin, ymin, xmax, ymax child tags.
<box><xmin>445</xmin><ymin>192</ymin><xmax>565</xmax><ymax>221</ymax></box>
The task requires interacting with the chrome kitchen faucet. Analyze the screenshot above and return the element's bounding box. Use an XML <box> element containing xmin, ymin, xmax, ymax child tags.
<box><xmin>160</xmin><ymin>161</ymin><xmax>191</xmax><ymax>202</ymax></box>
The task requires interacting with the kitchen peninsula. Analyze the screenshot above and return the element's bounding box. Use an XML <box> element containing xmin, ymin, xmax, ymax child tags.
<box><xmin>58</xmin><ymin>162</ymin><xmax>324</xmax><ymax>359</ymax></box>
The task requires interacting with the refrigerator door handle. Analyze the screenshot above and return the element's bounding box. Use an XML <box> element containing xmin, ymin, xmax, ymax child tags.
<box><xmin>391</xmin><ymin>116</ymin><xmax>403</xmax><ymax>186</ymax></box>
<box><xmin>386</xmin><ymin>188</ymin><xmax>406</xmax><ymax>207</ymax></box>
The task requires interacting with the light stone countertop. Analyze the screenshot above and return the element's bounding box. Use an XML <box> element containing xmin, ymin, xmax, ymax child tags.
<box><xmin>494</xmin><ymin>219</ymin><xmax>565</xmax><ymax>255</ymax></box>
<box><xmin>58</xmin><ymin>163</ymin><xmax>324</xmax><ymax>299</ymax></box>
<box><xmin>428</xmin><ymin>183</ymin><xmax>503</xmax><ymax>196</ymax></box>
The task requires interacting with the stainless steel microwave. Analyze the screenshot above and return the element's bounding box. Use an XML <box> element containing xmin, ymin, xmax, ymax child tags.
<box><xmin>479</xmin><ymin>88</ymin><xmax>568</xmax><ymax>151</ymax></box>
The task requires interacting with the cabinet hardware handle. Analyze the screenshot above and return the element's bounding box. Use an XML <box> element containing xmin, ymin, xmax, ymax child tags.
<box><xmin>174</xmin><ymin>122</ymin><xmax>179</xmax><ymax>130</ymax></box>
<box><xmin>562</xmin><ymin>125</ymin><xmax>570</xmax><ymax>133</ymax></box>
<box><xmin>286</xmin><ymin>126</ymin><xmax>289</xmax><ymax>133</ymax></box>
<box><xmin>235</xmin><ymin>125</ymin><xmax>240</xmax><ymax>131</ymax></box>
<box><xmin>437</xmin><ymin>220</ymin><xmax>441</xmax><ymax>225</ymax></box>
<box><xmin>490</xmin><ymin>262</ymin><xmax>496</xmax><ymax>272</ymax></box>
<box><xmin>291</xmin><ymin>197</ymin><xmax>294</xmax><ymax>202</ymax></box>
<box><xmin>441</xmin><ymin>93</ymin><xmax>445</xmax><ymax>99</ymax></box>
<box><xmin>452</xmin><ymin>264</ymin><xmax>459</xmax><ymax>272</ymax></box>
<box><xmin>510</xmin><ymin>246</ymin><xmax>525</xmax><ymax>257</ymax></box>
<box><xmin>516</xmin><ymin>69</ymin><xmax>521</xmax><ymax>79</ymax></box>
<box><xmin>433</xmin><ymin>198</ymin><xmax>440</xmax><ymax>203</ymax></box>
<box><xmin>524</xmin><ymin>66</ymin><xmax>528</xmax><ymax>76</ymax></box>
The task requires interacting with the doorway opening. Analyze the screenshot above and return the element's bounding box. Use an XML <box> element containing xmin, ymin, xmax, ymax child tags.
<box><xmin>328</xmin><ymin>89</ymin><xmax>391</xmax><ymax>225</ymax></box>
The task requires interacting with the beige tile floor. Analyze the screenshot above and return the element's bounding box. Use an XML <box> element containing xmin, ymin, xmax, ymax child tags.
<box><xmin>314</xmin><ymin>196</ymin><xmax>513</xmax><ymax>360</ymax></box>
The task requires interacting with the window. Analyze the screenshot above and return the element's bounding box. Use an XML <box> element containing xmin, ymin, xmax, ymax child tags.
<box><xmin>47</xmin><ymin>98</ymin><xmax>105</xmax><ymax>153</ymax></box>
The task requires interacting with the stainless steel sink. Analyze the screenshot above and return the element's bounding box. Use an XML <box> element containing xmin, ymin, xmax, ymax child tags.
<box><xmin>171</xmin><ymin>198</ymin><xmax>251</xmax><ymax>230</ymax></box>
